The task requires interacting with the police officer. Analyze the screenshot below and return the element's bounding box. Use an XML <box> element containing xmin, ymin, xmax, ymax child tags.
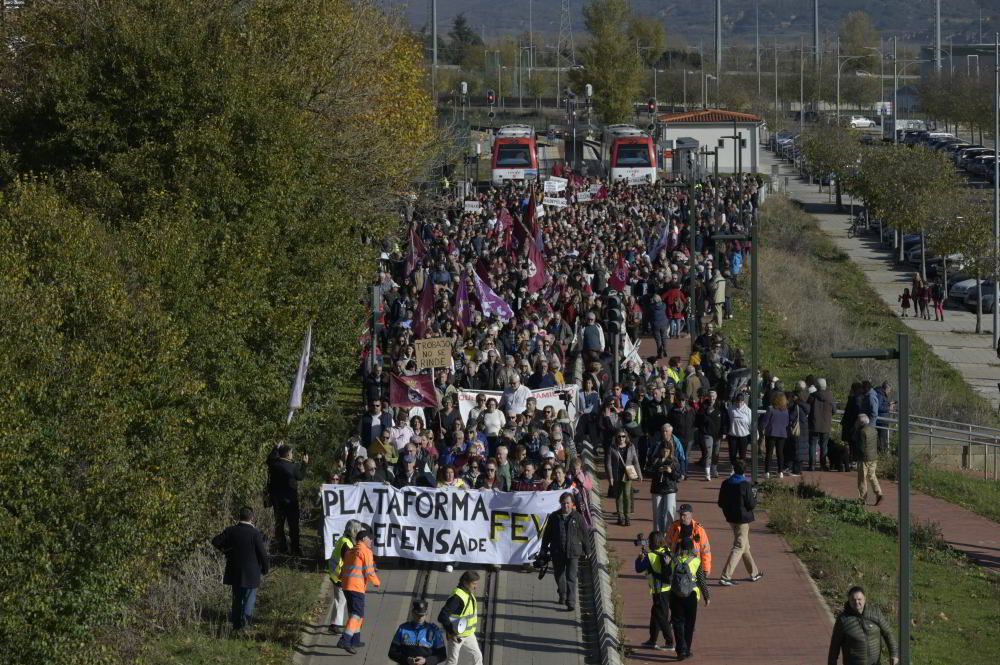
<box><xmin>389</xmin><ymin>600</ymin><xmax>448</xmax><ymax>665</ymax></box>
<box><xmin>437</xmin><ymin>571</ymin><xmax>483</xmax><ymax>665</ymax></box>
<box><xmin>669</xmin><ymin>537</ymin><xmax>711</xmax><ymax>661</ymax></box>
<box><xmin>328</xmin><ymin>519</ymin><xmax>362</xmax><ymax>634</ymax></box>
<box><xmin>634</xmin><ymin>531</ymin><xmax>673</xmax><ymax>651</ymax></box>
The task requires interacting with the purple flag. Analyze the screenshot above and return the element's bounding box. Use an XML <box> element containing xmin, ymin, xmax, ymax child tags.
<box><xmin>413</xmin><ymin>277</ymin><xmax>434</xmax><ymax>339</ymax></box>
<box><xmin>473</xmin><ymin>273</ymin><xmax>513</xmax><ymax>322</ymax></box>
<box><xmin>453</xmin><ymin>272</ymin><xmax>472</xmax><ymax>330</ymax></box>
<box><xmin>406</xmin><ymin>224</ymin><xmax>425</xmax><ymax>276</ymax></box>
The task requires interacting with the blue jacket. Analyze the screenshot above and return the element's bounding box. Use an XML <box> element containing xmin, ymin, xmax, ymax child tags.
<box><xmin>761</xmin><ymin>407</ymin><xmax>790</xmax><ymax>438</ymax></box>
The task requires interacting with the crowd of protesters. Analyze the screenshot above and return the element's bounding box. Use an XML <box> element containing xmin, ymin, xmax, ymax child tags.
<box><xmin>336</xmin><ymin>171</ymin><xmax>762</xmax><ymax>515</ymax></box>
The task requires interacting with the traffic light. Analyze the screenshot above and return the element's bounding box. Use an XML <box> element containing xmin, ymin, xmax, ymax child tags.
<box><xmin>605</xmin><ymin>294</ymin><xmax>624</xmax><ymax>336</ymax></box>
<box><xmin>486</xmin><ymin>89</ymin><xmax>496</xmax><ymax>106</ymax></box>
<box><xmin>647</xmin><ymin>98</ymin><xmax>657</xmax><ymax>116</ymax></box>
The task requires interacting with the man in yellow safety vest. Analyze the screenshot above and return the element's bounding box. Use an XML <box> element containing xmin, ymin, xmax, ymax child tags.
<box><xmin>634</xmin><ymin>531</ymin><xmax>674</xmax><ymax>652</ymax></box>
<box><xmin>436</xmin><ymin>571</ymin><xmax>482</xmax><ymax>665</ymax></box>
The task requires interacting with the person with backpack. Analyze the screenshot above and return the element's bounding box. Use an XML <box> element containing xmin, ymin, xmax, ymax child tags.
<box><xmin>634</xmin><ymin>531</ymin><xmax>674</xmax><ymax>652</ymax></box>
<box><xmin>668</xmin><ymin>537</ymin><xmax>710</xmax><ymax>661</ymax></box>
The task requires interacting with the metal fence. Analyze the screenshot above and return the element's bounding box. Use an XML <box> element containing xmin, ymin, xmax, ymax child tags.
<box><xmin>835</xmin><ymin>412</ymin><xmax>1000</xmax><ymax>480</ymax></box>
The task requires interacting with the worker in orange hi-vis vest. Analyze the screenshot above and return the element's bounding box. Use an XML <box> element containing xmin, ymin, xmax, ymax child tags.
<box><xmin>337</xmin><ymin>529</ymin><xmax>381</xmax><ymax>654</ymax></box>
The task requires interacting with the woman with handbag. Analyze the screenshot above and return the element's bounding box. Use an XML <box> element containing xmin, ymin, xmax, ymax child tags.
<box><xmin>606</xmin><ymin>428</ymin><xmax>643</xmax><ymax>526</ymax></box>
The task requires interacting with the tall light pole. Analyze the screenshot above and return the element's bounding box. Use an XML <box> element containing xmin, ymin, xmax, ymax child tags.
<box><xmin>837</xmin><ymin>42</ymin><xmax>869</xmax><ymax>127</ymax></box>
<box><xmin>800</xmin><ymin>36</ymin><xmax>805</xmax><ymax>137</ymax></box>
<box><xmin>831</xmin><ymin>335</ymin><xmax>911</xmax><ymax>665</ymax></box>
<box><xmin>893</xmin><ymin>36</ymin><xmax>898</xmax><ymax>144</ymax></box>
<box><xmin>774</xmin><ymin>39</ymin><xmax>779</xmax><ymax>117</ymax></box>
<box><xmin>813</xmin><ymin>0</ymin><xmax>821</xmax><ymax>71</ymax></box>
<box><xmin>993</xmin><ymin>32</ymin><xmax>999</xmax><ymax>350</ymax></box>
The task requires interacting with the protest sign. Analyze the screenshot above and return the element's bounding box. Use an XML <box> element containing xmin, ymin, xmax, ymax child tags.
<box><xmin>456</xmin><ymin>385</ymin><xmax>578</xmax><ymax>423</ymax></box>
<box><xmin>414</xmin><ymin>338</ymin><xmax>453</xmax><ymax>369</ymax></box>
<box><xmin>576</xmin><ymin>190</ymin><xmax>592</xmax><ymax>203</ymax></box>
<box><xmin>543</xmin><ymin>196</ymin><xmax>567</xmax><ymax>208</ymax></box>
<box><xmin>588</xmin><ymin>184</ymin><xmax>602</xmax><ymax>194</ymax></box>
<box><xmin>543</xmin><ymin>176</ymin><xmax>567</xmax><ymax>193</ymax></box>
<box><xmin>464</xmin><ymin>200</ymin><xmax>482</xmax><ymax>213</ymax></box>
<box><xmin>321</xmin><ymin>483</ymin><xmax>562</xmax><ymax>563</ymax></box>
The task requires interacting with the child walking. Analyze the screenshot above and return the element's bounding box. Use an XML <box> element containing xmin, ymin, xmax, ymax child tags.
<box><xmin>898</xmin><ymin>288</ymin><xmax>912</xmax><ymax>317</ymax></box>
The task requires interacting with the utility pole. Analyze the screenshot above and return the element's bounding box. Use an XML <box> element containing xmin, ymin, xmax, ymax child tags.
<box><xmin>774</xmin><ymin>39</ymin><xmax>779</xmax><ymax>117</ymax></box>
<box><xmin>431</xmin><ymin>0</ymin><xmax>438</xmax><ymax>103</ymax></box>
<box><xmin>715</xmin><ymin>0</ymin><xmax>722</xmax><ymax>105</ymax></box>
<box><xmin>755</xmin><ymin>0</ymin><xmax>761</xmax><ymax>97</ymax></box>
<box><xmin>935</xmin><ymin>0</ymin><xmax>942</xmax><ymax>74</ymax></box>
<box><xmin>993</xmin><ymin>32</ymin><xmax>999</xmax><ymax>351</ymax></box>
<box><xmin>836</xmin><ymin>35</ymin><xmax>841</xmax><ymax>126</ymax></box>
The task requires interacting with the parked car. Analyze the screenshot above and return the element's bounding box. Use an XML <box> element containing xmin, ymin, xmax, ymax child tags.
<box><xmin>968</xmin><ymin>154</ymin><xmax>997</xmax><ymax>177</ymax></box>
<box><xmin>950</xmin><ymin>277</ymin><xmax>987</xmax><ymax>304</ymax></box>
<box><xmin>957</xmin><ymin>147</ymin><xmax>990</xmax><ymax>169</ymax></box>
<box><xmin>964</xmin><ymin>281</ymin><xmax>996</xmax><ymax>312</ymax></box>
<box><xmin>849</xmin><ymin>115</ymin><xmax>875</xmax><ymax>128</ymax></box>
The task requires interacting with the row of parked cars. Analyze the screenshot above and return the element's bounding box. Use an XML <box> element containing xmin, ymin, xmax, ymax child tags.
<box><xmin>767</xmin><ymin>133</ymin><xmax>995</xmax><ymax>315</ymax></box>
<box><xmin>901</xmin><ymin>130</ymin><xmax>998</xmax><ymax>181</ymax></box>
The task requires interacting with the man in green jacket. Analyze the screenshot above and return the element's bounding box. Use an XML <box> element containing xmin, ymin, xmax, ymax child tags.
<box><xmin>854</xmin><ymin>415</ymin><xmax>883</xmax><ymax>505</ymax></box>
<box><xmin>828</xmin><ymin>586</ymin><xmax>898</xmax><ymax>665</ymax></box>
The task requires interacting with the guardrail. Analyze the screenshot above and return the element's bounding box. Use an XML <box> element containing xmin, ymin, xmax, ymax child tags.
<box><xmin>832</xmin><ymin>412</ymin><xmax>1000</xmax><ymax>480</ymax></box>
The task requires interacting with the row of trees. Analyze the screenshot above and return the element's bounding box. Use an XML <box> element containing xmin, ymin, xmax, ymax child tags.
<box><xmin>0</xmin><ymin>1</ymin><xmax>437</xmax><ymax>663</ymax></box>
<box><xmin>802</xmin><ymin>129</ymin><xmax>997</xmax><ymax>330</ymax></box>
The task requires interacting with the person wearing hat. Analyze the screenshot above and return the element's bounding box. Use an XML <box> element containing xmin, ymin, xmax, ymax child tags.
<box><xmin>666</xmin><ymin>504</ymin><xmax>712</xmax><ymax>577</ymax></box>
<box><xmin>389</xmin><ymin>599</ymin><xmax>448</xmax><ymax>665</ymax></box>
<box><xmin>669</xmin><ymin>536</ymin><xmax>710</xmax><ymax>661</ymax></box>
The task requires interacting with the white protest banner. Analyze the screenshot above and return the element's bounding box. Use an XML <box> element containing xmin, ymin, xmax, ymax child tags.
<box><xmin>588</xmin><ymin>184</ymin><xmax>602</xmax><ymax>194</ymax></box>
<box><xmin>627</xmin><ymin>175</ymin><xmax>650</xmax><ymax>186</ymax></box>
<box><xmin>543</xmin><ymin>176</ymin><xmax>567</xmax><ymax>193</ymax></box>
<box><xmin>543</xmin><ymin>196</ymin><xmax>567</xmax><ymax>208</ymax></box>
<box><xmin>321</xmin><ymin>483</ymin><xmax>562</xmax><ymax>564</ymax></box>
<box><xmin>464</xmin><ymin>200</ymin><xmax>482</xmax><ymax>213</ymax></box>
<box><xmin>576</xmin><ymin>190</ymin><xmax>592</xmax><ymax>203</ymax></box>
<box><xmin>456</xmin><ymin>385</ymin><xmax>578</xmax><ymax>423</ymax></box>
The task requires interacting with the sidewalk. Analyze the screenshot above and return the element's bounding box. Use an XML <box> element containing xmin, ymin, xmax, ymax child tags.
<box><xmin>784</xmin><ymin>470</ymin><xmax>1000</xmax><ymax>571</ymax></box>
<box><xmin>600</xmin><ymin>459</ymin><xmax>832</xmax><ymax>664</ymax></box>
<box><xmin>762</xmin><ymin>150</ymin><xmax>1000</xmax><ymax>410</ymax></box>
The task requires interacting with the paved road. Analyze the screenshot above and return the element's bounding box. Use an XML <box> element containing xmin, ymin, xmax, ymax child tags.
<box><xmin>294</xmin><ymin>560</ymin><xmax>591</xmax><ymax>665</ymax></box>
<box><xmin>762</xmin><ymin>149</ymin><xmax>1000</xmax><ymax>410</ymax></box>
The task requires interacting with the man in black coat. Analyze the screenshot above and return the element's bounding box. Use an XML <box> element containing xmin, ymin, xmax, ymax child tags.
<box><xmin>716</xmin><ymin>461</ymin><xmax>762</xmax><ymax>586</ymax></box>
<box><xmin>539</xmin><ymin>492</ymin><xmax>593</xmax><ymax>611</ymax></box>
<box><xmin>394</xmin><ymin>454</ymin><xmax>436</xmax><ymax>488</ymax></box>
<box><xmin>211</xmin><ymin>507</ymin><xmax>270</xmax><ymax>631</ymax></box>
<box><xmin>267</xmin><ymin>442</ymin><xmax>308</xmax><ymax>556</ymax></box>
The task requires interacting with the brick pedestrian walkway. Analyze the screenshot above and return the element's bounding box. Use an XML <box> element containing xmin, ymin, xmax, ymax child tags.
<box><xmin>599</xmin><ymin>456</ymin><xmax>832</xmax><ymax>664</ymax></box>
<box><xmin>784</xmin><ymin>469</ymin><xmax>1000</xmax><ymax>571</ymax></box>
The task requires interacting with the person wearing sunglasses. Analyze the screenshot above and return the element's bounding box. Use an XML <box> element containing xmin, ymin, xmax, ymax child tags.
<box><xmin>607</xmin><ymin>429</ymin><xmax>642</xmax><ymax>526</ymax></box>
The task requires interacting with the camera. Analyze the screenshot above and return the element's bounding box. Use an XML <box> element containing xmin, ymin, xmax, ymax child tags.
<box><xmin>530</xmin><ymin>551</ymin><xmax>551</xmax><ymax>579</ymax></box>
<box><xmin>633</xmin><ymin>532</ymin><xmax>648</xmax><ymax>550</ymax></box>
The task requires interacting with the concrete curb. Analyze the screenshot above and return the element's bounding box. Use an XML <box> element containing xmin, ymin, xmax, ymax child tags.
<box><xmin>579</xmin><ymin>439</ymin><xmax>623</xmax><ymax>665</ymax></box>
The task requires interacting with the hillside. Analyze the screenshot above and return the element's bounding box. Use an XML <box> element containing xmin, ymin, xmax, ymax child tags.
<box><xmin>384</xmin><ymin>0</ymin><xmax>1000</xmax><ymax>46</ymax></box>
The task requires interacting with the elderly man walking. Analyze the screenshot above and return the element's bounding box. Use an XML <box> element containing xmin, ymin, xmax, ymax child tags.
<box><xmin>855</xmin><ymin>415</ymin><xmax>883</xmax><ymax>506</ymax></box>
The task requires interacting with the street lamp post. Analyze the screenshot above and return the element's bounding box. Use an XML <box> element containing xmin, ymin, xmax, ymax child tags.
<box><xmin>831</xmin><ymin>334</ymin><xmax>911</xmax><ymax>665</ymax></box>
<box><xmin>836</xmin><ymin>38</ymin><xmax>872</xmax><ymax>126</ymax></box>
<box><xmin>714</xmin><ymin>220</ymin><xmax>762</xmax><ymax>485</ymax></box>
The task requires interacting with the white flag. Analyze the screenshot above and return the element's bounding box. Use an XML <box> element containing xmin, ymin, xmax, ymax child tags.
<box><xmin>287</xmin><ymin>323</ymin><xmax>312</xmax><ymax>424</ymax></box>
<box><xmin>622</xmin><ymin>330</ymin><xmax>641</xmax><ymax>367</ymax></box>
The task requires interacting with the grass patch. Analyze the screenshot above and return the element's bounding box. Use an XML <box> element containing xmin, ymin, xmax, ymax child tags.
<box><xmin>887</xmin><ymin>461</ymin><xmax>1000</xmax><ymax>524</ymax></box>
<box><xmin>143</xmin><ymin>564</ymin><xmax>325</xmax><ymax>665</ymax></box>
<box><xmin>760</xmin><ymin>482</ymin><xmax>1000</xmax><ymax>665</ymax></box>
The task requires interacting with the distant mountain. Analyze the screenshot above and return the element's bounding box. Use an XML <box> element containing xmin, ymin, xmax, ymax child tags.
<box><xmin>380</xmin><ymin>0</ymin><xmax>1000</xmax><ymax>46</ymax></box>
